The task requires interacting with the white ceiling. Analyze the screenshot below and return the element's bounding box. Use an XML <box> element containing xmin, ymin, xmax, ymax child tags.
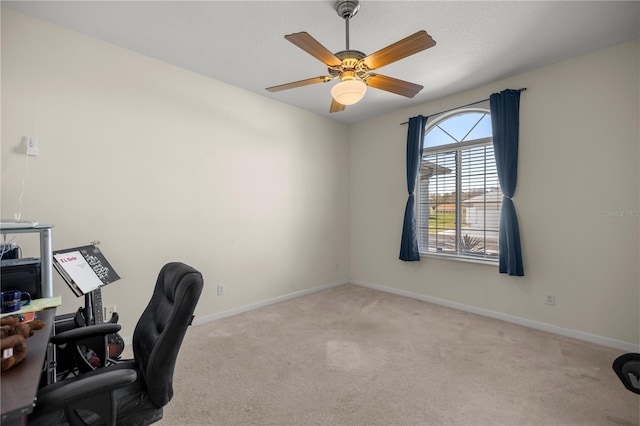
<box><xmin>4</xmin><ymin>1</ymin><xmax>639</xmax><ymax>124</ymax></box>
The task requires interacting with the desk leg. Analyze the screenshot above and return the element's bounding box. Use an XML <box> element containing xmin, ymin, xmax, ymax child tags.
<box><xmin>39</xmin><ymin>228</ymin><xmax>53</xmax><ymax>298</ymax></box>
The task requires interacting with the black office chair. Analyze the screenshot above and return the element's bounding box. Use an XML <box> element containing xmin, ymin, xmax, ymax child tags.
<box><xmin>28</xmin><ymin>262</ymin><xmax>204</xmax><ymax>426</ymax></box>
<box><xmin>613</xmin><ymin>353</ymin><xmax>640</xmax><ymax>394</ymax></box>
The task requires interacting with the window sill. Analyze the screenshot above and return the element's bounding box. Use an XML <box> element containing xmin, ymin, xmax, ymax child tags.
<box><xmin>419</xmin><ymin>251</ymin><xmax>498</xmax><ymax>267</ymax></box>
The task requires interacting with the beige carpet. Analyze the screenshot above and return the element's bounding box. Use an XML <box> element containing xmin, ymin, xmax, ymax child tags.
<box><xmin>156</xmin><ymin>284</ymin><xmax>639</xmax><ymax>426</ymax></box>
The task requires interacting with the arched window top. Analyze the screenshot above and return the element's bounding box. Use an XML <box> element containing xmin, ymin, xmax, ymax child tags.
<box><xmin>424</xmin><ymin>108</ymin><xmax>491</xmax><ymax>150</ymax></box>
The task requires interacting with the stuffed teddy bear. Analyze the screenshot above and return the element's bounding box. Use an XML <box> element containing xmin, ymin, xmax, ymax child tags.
<box><xmin>1</xmin><ymin>316</ymin><xmax>46</xmax><ymax>371</ymax></box>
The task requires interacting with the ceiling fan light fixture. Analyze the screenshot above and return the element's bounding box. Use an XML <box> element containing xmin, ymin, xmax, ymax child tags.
<box><xmin>331</xmin><ymin>77</ymin><xmax>367</xmax><ymax>106</ymax></box>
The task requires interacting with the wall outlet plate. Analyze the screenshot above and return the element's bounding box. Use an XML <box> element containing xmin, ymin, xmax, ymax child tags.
<box><xmin>26</xmin><ymin>137</ymin><xmax>39</xmax><ymax>156</ymax></box>
<box><xmin>103</xmin><ymin>305</ymin><xmax>116</xmax><ymax>320</ymax></box>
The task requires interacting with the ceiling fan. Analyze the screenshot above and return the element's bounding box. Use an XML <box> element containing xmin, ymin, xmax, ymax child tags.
<box><xmin>266</xmin><ymin>0</ymin><xmax>436</xmax><ymax>113</ymax></box>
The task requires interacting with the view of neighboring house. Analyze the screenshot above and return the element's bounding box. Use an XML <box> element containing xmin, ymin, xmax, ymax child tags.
<box><xmin>463</xmin><ymin>189</ymin><xmax>502</xmax><ymax>231</ymax></box>
<box><xmin>433</xmin><ymin>203</ymin><xmax>456</xmax><ymax>214</ymax></box>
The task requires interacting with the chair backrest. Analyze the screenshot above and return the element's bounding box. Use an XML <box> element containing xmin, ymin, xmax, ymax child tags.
<box><xmin>132</xmin><ymin>262</ymin><xmax>203</xmax><ymax>407</ymax></box>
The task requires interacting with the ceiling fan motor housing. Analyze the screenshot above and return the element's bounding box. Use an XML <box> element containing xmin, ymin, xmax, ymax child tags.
<box><xmin>328</xmin><ymin>50</ymin><xmax>370</xmax><ymax>80</ymax></box>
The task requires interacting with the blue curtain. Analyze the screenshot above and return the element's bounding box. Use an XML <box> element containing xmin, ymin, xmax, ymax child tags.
<box><xmin>399</xmin><ymin>115</ymin><xmax>427</xmax><ymax>261</ymax></box>
<box><xmin>490</xmin><ymin>89</ymin><xmax>524</xmax><ymax>276</ymax></box>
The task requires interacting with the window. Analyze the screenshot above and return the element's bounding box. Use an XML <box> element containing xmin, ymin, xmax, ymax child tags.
<box><xmin>417</xmin><ymin>106</ymin><xmax>500</xmax><ymax>261</ymax></box>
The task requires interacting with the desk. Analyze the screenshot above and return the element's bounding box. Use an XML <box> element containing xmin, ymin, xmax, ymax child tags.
<box><xmin>0</xmin><ymin>308</ymin><xmax>56</xmax><ymax>425</ymax></box>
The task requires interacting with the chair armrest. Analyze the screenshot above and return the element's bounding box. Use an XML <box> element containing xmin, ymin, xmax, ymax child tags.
<box><xmin>51</xmin><ymin>323</ymin><xmax>122</xmax><ymax>345</ymax></box>
<box><xmin>37</xmin><ymin>369</ymin><xmax>137</xmax><ymax>407</ymax></box>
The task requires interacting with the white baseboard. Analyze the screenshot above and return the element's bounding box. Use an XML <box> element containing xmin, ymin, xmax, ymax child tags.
<box><xmin>192</xmin><ymin>280</ymin><xmax>349</xmax><ymax>326</ymax></box>
<box><xmin>123</xmin><ymin>279</ymin><xmax>638</xmax><ymax>354</ymax></box>
<box><xmin>351</xmin><ymin>279</ymin><xmax>639</xmax><ymax>353</ymax></box>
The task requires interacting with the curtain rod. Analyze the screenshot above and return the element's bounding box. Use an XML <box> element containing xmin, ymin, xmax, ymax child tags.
<box><xmin>399</xmin><ymin>87</ymin><xmax>527</xmax><ymax>125</ymax></box>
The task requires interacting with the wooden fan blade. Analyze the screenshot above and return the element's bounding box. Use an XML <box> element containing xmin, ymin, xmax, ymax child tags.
<box><xmin>266</xmin><ymin>76</ymin><xmax>331</xmax><ymax>92</ymax></box>
<box><xmin>367</xmin><ymin>74</ymin><xmax>424</xmax><ymax>98</ymax></box>
<box><xmin>330</xmin><ymin>98</ymin><xmax>346</xmax><ymax>113</ymax></box>
<box><xmin>363</xmin><ymin>31</ymin><xmax>436</xmax><ymax>70</ymax></box>
<box><xmin>285</xmin><ymin>32</ymin><xmax>342</xmax><ymax>67</ymax></box>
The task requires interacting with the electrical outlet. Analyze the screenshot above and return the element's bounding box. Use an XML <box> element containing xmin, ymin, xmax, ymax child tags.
<box><xmin>217</xmin><ymin>284</ymin><xmax>225</xmax><ymax>296</ymax></box>
<box><xmin>545</xmin><ymin>294</ymin><xmax>555</xmax><ymax>305</ymax></box>
<box><xmin>103</xmin><ymin>305</ymin><xmax>116</xmax><ymax>320</ymax></box>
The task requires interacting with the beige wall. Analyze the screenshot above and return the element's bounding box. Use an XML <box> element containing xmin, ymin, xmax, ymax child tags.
<box><xmin>350</xmin><ymin>40</ymin><xmax>640</xmax><ymax>348</ymax></box>
<box><xmin>1</xmin><ymin>9</ymin><xmax>350</xmax><ymax>337</ymax></box>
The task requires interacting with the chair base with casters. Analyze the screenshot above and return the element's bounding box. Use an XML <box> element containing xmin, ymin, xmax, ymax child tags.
<box><xmin>612</xmin><ymin>352</ymin><xmax>640</xmax><ymax>394</ymax></box>
<box><xmin>29</xmin><ymin>262</ymin><xmax>204</xmax><ymax>426</ymax></box>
